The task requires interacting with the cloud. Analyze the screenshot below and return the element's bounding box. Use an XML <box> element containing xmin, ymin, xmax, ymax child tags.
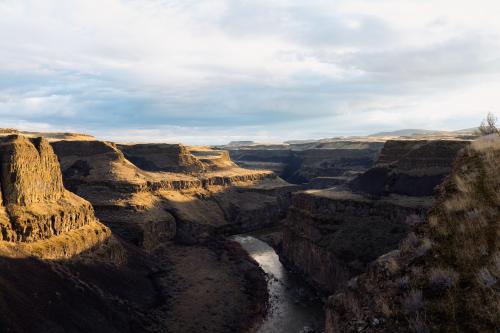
<box><xmin>0</xmin><ymin>0</ymin><xmax>499</xmax><ymax>143</ymax></box>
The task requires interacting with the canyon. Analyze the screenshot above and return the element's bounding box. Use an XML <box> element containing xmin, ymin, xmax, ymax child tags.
<box><xmin>280</xmin><ymin>139</ymin><xmax>469</xmax><ymax>294</ymax></box>
<box><xmin>0</xmin><ymin>128</ymin><xmax>496</xmax><ymax>333</ymax></box>
<box><xmin>221</xmin><ymin>139</ymin><xmax>385</xmax><ymax>186</ymax></box>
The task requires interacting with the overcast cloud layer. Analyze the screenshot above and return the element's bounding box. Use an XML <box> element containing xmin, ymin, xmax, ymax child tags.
<box><xmin>1</xmin><ymin>0</ymin><xmax>499</xmax><ymax>144</ymax></box>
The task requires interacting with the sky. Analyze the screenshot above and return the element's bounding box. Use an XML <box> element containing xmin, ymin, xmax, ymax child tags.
<box><xmin>1</xmin><ymin>0</ymin><xmax>500</xmax><ymax>144</ymax></box>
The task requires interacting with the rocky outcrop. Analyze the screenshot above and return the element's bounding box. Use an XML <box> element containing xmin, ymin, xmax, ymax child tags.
<box><xmin>282</xmin><ymin>189</ymin><xmax>431</xmax><ymax>293</ymax></box>
<box><xmin>0</xmin><ymin>135</ymin><xmax>110</xmax><ymax>255</ymax></box>
<box><xmin>190</xmin><ymin>146</ymin><xmax>238</xmax><ymax>170</ymax></box>
<box><xmin>118</xmin><ymin>143</ymin><xmax>205</xmax><ymax>173</ymax></box>
<box><xmin>325</xmin><ymin>137</ymin><xmax>500</xmax><ymax>333</ymax></box>
<box><xmin>52</xmin><ymin>140</ymin><xmax>181</xmax><ymax>250</ymax></box>
<box><xmin>226</xmin><ymin>147</ymin><xmax>292</xmax><ymax>174</ymax></box>
<box><xmin>350</xmin><ymin>140</ymin><xmax>469</xmax><ymax>196</ymax></box>
<box><xmin>52</xmin><ymin>140</ymin><xmax>294</xmax><ymax>248</ymax></box>
<box><xmin>0</xmin><ymin>133</ymin><xmax>270</xmax><ymax>333</ymax></box>
<box><xmin>281</xmin><ymin>139</ymin><xmax>468</xmax><ymax>295</ymax></box>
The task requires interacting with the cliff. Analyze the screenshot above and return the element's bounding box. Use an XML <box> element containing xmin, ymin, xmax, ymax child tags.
<box><xmin>0</xmin><ymin>135</ymin><xmax>110</xmax><ymax>256</ymax></box>
<box><xmin>280</xmin><ymin>139</ymin><xmax>468</xmax><ymax>294</ymax></box>
<box><xmin>52</xmin><ymin>140</ymin><xmax>294</xmax><ymax>249</ymax></box>
<box><xmin>0</xmin><ymin>133</ymin><xmax>269</xmax><ymax>333</ymax></box>
<box><xmin>190</xmin><ymin>146</ymin><xmax>238</xmax><ymax>170</ymax></box>
<box><xmin>325</xmin><ymin>136</ymin><xmax>500</xmax><ymax>333</ymax></box>
<box><xmin>350</xmin><ymin>140</ymin><xmax>469</xmax><ymax>196</ymax></box>
<box><xmin>282</xmin><ymin>189</ymin><xmax>431</xmax><ymax>293</ymax></box>
<box><xmin>118</xmin><ymin>143</ymin><xmax>205</xmax><ymax>173</ymax></box>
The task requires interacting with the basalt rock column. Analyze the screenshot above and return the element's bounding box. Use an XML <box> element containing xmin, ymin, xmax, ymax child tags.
<box><xmin>0</xmin><ymin>134</ymin><xmax>111</xmax><ymax>258</ymax></box>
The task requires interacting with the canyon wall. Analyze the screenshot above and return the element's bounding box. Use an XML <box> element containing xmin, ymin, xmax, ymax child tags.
<box><xmin>282</xmin><ymin>190</ymin><xmax>431</xmax><ymax>293</ymax></box>
<box><xmin>0</xmin><ymin>133</ymin><xmax>270</xmax><ymax>333</ymax></box>
<box><xmin>52</xmin><ymin>140</ymin><xmax>295</xmax><ymax>249</ymax></box>
<box><xmin>350</xmin><ymin>140</ymin><xmax>468</xmax><ymax>196</ymax></box>
<box><xmin>325</xmin><ymin>137</ymin><xmax>499</xmax><ymax>333</ymax></box>
<box><xmin>224</xmin><ymin>140</ymin><xmax>384</xmax><ymax>185</ymax></box>
<box><xmin>281</xmin><ymin>139</ymin><xmax>469</xmax><ymax>294</ymax></box>
<box><xmin>0</xmin><ymin>135</ymin><xmax>112</xmax><ymax>258</ymax></box>
<box><xmin>118</xmin><ymin>143</ymin><xmax>205</xmax><ymax>173</ymax></box>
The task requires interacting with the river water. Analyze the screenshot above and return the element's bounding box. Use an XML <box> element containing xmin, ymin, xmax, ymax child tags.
<box><xmin>232</xmin><ymin>235</ymin><xmax>325</xmax><ymax>333</ymax></box>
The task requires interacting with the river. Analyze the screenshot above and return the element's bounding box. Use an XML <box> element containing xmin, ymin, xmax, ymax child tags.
<box><xmin>232</xmin><ymin>235</ymin><xmax>325</xmax><ymax>333</ymax></box>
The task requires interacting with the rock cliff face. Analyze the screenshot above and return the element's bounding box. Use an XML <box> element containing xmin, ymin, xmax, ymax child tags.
<box><xmin>281</xmin><ymin>139</ymin><xmax>468</xmax><ymax>294</ymax></box>
<box><xmin>0</xmin><ymin>133</ymin><xmax>270</xmax><ymax>333</ymax></box>
<box><xmin>0</xmin><ymin>135</ymin><xmax>109</xmax><ymax>253</ymax></box>
<box><xmin>190</xmin><ymin>146</ymin><xmax>238</xmax><ymax>170</ymax></box>
<box><xmin>282</xmin><ymin>190</ymin><xmax>431</xmax><ymax>293</ymax></box>
<box><xmin>52</xmin><ymin>140</ymin><xmax>294</xmax><ymax>249</ymax></box>
<box><xmin>288</xmin><ymin>146</ymin><xmax>381</xmax><ymax>183</ymax></box>
<box><xmin>118</xmin><ymin>143</ymin><xmax>205</xmax><ymax>173</ymax></box>
<box><xmin>224</xmin><ymin>140</ymin><xmax>384</xmax><ymax>185</ymax></box>
<box><xmin>52</xmin><ymin>140</ymin><xmax>180</xmax><ymax>250</ymax></box>
<box><xmin>350</xmin><ymin>140</ymin><xmax>469</xmax><ymax>196</ymax></box>
<box><xmin>325</xmin><ymin>137</ymin><xmax>499</xmax><ymax>333</ymax></box>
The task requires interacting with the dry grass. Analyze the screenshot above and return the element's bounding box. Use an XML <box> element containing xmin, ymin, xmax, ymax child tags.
<box><xmin>416</xmin><ymin>136</ymin><xmax>500</xmax><ymax>332</ymax></box>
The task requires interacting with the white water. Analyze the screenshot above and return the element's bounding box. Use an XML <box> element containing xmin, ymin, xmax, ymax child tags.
<box><xmin>232</xmin><ymin>235</ymin><xmax>325</xmax><ymax>333</ymax></box>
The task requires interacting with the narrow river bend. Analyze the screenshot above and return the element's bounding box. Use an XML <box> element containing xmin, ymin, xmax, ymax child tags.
<box><xmin>232</xmin><ymin>235</ymin><xmax>325</xmax><ymax>333</ymax></box>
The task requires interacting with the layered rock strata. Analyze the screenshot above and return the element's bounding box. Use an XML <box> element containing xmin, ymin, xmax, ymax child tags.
<box><xmin>0</xmin><ymin>135</ymin><xmax>112</xmax><ymax>259</ymax></box>
<box><xmin>224</xmin><ymin>140</ymin><xmax>384</xmax><ymax>185</ymax></box>
<box><xmin>281</xmin><ymin>139</ymin><xmax>469</xmax><ymax>294</ymax></box>
<box><xmin>282</xmin><ymin>189</ymin><xmax>431</xmax><ymax>293</ymax></box>
<box><xmin>350</xmin><ymin>140</ymin><xmax>469</xmax><ymax>196</ymax></box>
<box><xmin>0</xmin><ymin>133</ymin><xmax>270</xmax><ymax>333</ymax></box>
<box><xmin>325</xmin><ymin>137</ymin><xmax>499</xmax><ymax>333</ymax></box>
<box><xmin>52</xmin><ymin>140</ymin><xmax>294</xmax><ymax>248</ymax></box>
<box><xmin>118</xmin><ymin>143</ymin><xmax>205</xmax><ymax>173</ymax></box>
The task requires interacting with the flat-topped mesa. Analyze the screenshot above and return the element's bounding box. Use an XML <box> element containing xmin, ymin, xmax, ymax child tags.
<box><xmin>0</xmin><ymin>128</ymin><xmax>96</xmax><ymax>141</ymax></box>
<box><xmin>190</xmin><ymin>147</ymin><xmax>238</xmax><ymax>171</ymax></box>
<box><xmin>118</xmin><ymin>143</ymin><xmax>205</xmax><ymax>174</ymax></box>
<box><xmin>52</xmin><ymin>140</ymin><xmax>148</xmax><ymax>191</ymax></box>
<box><xmin>53</xmin><ymin>140</ymin><xmax>202</xmax><ymax>193</ymax></box>
<box><xmin>350</xmin><ymin>139</ymin><xmax>469</xmax><ymax>196</ymax></box>
<box><xmin>0</xmin><ymin>135</ymin><xmax>110</xmax><ymax>255</ymax></box>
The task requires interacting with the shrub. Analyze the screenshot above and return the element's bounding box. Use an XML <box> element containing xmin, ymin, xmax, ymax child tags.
<box><xmin>478</xmin><ymin>112</ymin><xmax>500</xmax><ymax>136</ymax></box>
<box><xmin>428</xmin><ymin>268</ymin><xmax>458</xmax><ymax>290</ymax></box>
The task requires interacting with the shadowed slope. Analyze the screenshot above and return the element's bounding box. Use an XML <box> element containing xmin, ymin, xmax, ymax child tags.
<box><xmin>326</xmin><ymin>136</ymin><xmax>500</xmax><ymax>332</ymax></box>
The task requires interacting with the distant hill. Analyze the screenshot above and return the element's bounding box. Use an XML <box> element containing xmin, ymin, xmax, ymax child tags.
<box><xmin>369</xmin><ymin>129</ymin><xmax>441</xmax><ymax>137</ymax></box>
<box><xmin>227</xmin><ymin>141</ymin><xmax>255</xmax><ymax>146</ymax></box>
<box><xmin>370</xmin><ymin>128</ymin><xmax>477</xmax><ymax>137</ymax></box>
